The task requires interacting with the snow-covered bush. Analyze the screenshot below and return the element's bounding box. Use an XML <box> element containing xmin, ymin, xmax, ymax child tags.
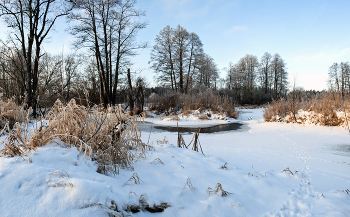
<box><xmin>0</xmin><ymin>99</ymin><xmax>150</xmax><ymax>175</ymax></box>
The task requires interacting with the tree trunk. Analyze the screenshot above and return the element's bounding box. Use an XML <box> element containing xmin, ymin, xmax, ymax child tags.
<box><xmin>127</xmin><ymin>69</ymin><xmax>134</xmax><ymax>115</ymax></box>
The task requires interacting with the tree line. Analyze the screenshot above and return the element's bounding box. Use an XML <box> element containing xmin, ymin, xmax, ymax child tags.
<box><xmin>0</xmin><ymin>0</ymin><xmax>147</xmax><ymax>114</ymax></box>
<box><xmin>226</xmin><ymin>52</ymin><xmax>288</xmax><ymax>104</ymax></box>
<box><xmin>0</xmin><ymin>0</ymin><xmax>290</xmax><ymax>114</ymax></box>
<box><xmin>149</xmin><ymin>26</ymin><xmax>289</xmax><ymax>104</ymax></box>
<box><xmin>150</xmin><ymin>25</ymin><xmax>219</xmax><ymax>93</ymax></box>
<box><xmin>327</xmin><ymin>62</ymin><xmax>350</xmax><ymax>96</ymax></box>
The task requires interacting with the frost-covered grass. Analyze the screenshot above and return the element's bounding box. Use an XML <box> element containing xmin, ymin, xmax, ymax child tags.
<box><xmin>264</xmin><ymin>91</ymin><xmax>350</xmax><ymax>127</ymax></box>
<box><xmin>0</xmin><ymin>108</ymin><xmax>349</xmax><ymax>216</ymax></box>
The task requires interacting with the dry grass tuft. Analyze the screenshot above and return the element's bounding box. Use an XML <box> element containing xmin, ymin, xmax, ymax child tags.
<box><xmin>47</xmin><ymin>169</ymin><xmax>73</xmax><ymax>188</ymax></box>
<box><xmin>220</xmin><ymin>162</ymin><xmax>227</xmax><ymax>170</ymax></box>
<box><xmin>281</xmin><ymin>167</ymin><xmax>298</xmax><ymax>176</ymax></box>
<box><xmin>151</xmin><ymin>158</ymin><xmax>164</xmax><ymax>165</ymax></box>
<box><xmin>176</xmin><ymin>124</ymin><xmax>204</xmax><ymax>155</ymax></box>
<box><xmin>0</xmin><ymin>122</ymin><xmax>9</xmax><ymax>137</ymax></box>
<box><xmin>182</xmin><ymin>177</ymin><xmax>197</xmax><ymax>193</ymax></box>
<box><xmin>0</xmin><ymin>98</ymin><xmax>27</xmax><ymax>130</ymax></box>
<box><xmin>207</xmin><ymin>183</ymin><xmax>232</xmax><ymax>196</ymax></box>
<box><xmin>0</xmin><ymin>99</ymin><xmax>150</xmax><ymax>175</ymax></box>
<box><xmin>139</xmin><ymin>194</ymin><xmax>148</xmax><ymax>207</ymax></box>
<box><xmin>177</xmin><ymin>134</ymin><xmax>186</xmax><ymax>149</ymax></box>
<box><xmin>189</xmin><ymin>128</ymin><xmax>204</xmax><ymax>155</ymax></box>
<box><xmin>0</xmin><ymin>109</ymin><xmax>34</xmax><ymax>157</ymax></box>
<box><xmin>124</xmin><ymin>173</ymin><xmax>144</xmax><ymax>185</ymax></box>
<box><xmin>156</xmin><ymin>136</ymin><xmax>168</xmax><ymax>145</ymax></box>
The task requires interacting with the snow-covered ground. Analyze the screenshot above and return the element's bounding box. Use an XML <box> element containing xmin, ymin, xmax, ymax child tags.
<box><xmin>0</xmin><ymin>108</ymin><xmax>349</xmax><ymax>216</ymax></box>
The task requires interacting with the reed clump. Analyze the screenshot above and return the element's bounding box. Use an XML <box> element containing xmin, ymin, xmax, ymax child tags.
<box><xmin>0</xmin><ymin>98</ymin><xmax>27</xmax><ymax>130</ymax></box>
<box><xmin>264</xmin><ymin>91</ymin><xmax>348</xmax><ymax>127</ymax></box>
<box><xmin>148</xmin><ymin>89</ymin><xmax>238</xmax><ymax>118</ymax></box>
<box><xmin>0</xmin><ymin>99</ymin><xmax>150</xmax><ymax>175</ymax></box>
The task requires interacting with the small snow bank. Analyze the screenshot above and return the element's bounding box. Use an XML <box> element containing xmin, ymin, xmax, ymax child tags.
<box><xmin>0</xmin><ymin>144</ymin><xmax>109</xmax><ymax>216</ymax></box>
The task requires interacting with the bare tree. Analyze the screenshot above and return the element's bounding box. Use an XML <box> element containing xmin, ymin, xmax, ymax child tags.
<box><xmin>150</xmin><ymin>25</ymin><xmax>177</xmax><ymax>90</ymax></box>
<box><xmin>271</xmin><ymin>53</ymin><xmax>288</xmax><ymax>98</ymax></box>
<box><xmin>185</xmin><ymin>32</ymin><xmax>203</xmax><ymax>93</ymax></box>
<box><xmin>0</xmin><ymin>0</ymin><xmax>71</xmax><ymax>113</ymax></box>
<box><xmin>0</xmin><ymin>44</ymin><xmax>27</xmax><ymax>102</ymax></box>
<box><xmin>226</xmin><ymin>52</ymin><xmax>287</xmax><ymax>104</ymax></box>
<box><xmin>173</xmin><ymin>24</ymin><xmax>189</xmax><ymax>93</ymax></box>
<box><xmin>259</xmin><ymin>52</ymin><xmax>272</xmax><ymax>94</ymax></box>
<box><xmin>69</xmin><ymin>0</ymin><xmax>147</xmax><ymax>107</ymax></box>
<box><xmin>195</xmin><ymin>53</ymin><xmax>218</xmax><ymax>90</ymax></box>
<box><xmin>328</xmin><ymin>62</ymin><xmax>350</xmax><ymax>96</ymax></box>
<box><xmin>150</xmin><ymin>25</ymin><xmax>204</xmax><ymax>93</ymax></box>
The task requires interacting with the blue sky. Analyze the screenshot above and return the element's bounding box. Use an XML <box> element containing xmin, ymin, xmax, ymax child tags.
<box><xmin>1</xmin><ymin>0</ymin><xmax>350</xmax><ymax>90</ymax></box>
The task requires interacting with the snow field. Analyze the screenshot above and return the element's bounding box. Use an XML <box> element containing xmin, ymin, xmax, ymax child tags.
<box><xmin>0</xmin><ymin>108</ymin><xmax>349</xmax><ymax>216</ymax></box>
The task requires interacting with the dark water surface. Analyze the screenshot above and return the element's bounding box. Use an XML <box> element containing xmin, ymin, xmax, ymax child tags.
<box><xmin>137</xmin><ymin>121</ymin><xmax>249</xmax><ymax>134</ymax></box>
<box><xmin>330</xmin><ymin>144</ymin><xmax>350</xmax><ymax>157</ymax></box>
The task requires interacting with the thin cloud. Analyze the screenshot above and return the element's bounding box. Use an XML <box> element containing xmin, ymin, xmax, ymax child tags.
<box><xmin>224</xmin><ymin>25</ymin><xmax>248</xmax><ymax>36</ymax></box>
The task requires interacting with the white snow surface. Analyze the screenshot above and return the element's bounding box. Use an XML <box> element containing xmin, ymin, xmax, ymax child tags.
<box><xmin>0</xmin><ymin>108</ymin><xmax>349</xmax><ymax>216</ymax></box>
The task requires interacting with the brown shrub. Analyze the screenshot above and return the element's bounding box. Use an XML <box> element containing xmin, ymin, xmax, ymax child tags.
<box><xmin>148</xmin><ymin>93</ymin><xmax>179</xmax><ymax>115</ymax></box>
<box><xmin>0</xmin><ymin>99</ymin><xmax>150</xmax><ymax>175</ymax></box>
<box><xmin>148</xmin><ymin>89</ymin><xmax>238</xmax><ymax>118</ymax></box>
<box><xmin>0</xmin><ymin>98</ymin><xmax>26</xmax><ymax>130</ymax></box>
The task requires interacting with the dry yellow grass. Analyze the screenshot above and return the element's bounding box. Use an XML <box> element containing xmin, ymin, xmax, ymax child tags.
<box><xmin>0</xmin><ymin>99</ymin><xmax>150</xmax><ymax>175</ymax></box>
<box><xmin>0</xmin><ymin>98</ymin><xmax>27</xmax><ymax>130</ymax></box>
<box><xmin>182</xmin><ymin>177</ymin><xmax>197</xmax><ymax>193</ymax></box>
<box><xmin>148</xmin><ymin>90</ymin><xmax>239</xmax><ymax>118</ymax></box>
<box><xmin>207</xmin><ymin>183</ymin><xmax>232</xmax><ymax>197</ymax></box>
<box><xmin>264</xmin><ymin>91</ymin><xmax>349</xmax><ymax>127</ymax></box>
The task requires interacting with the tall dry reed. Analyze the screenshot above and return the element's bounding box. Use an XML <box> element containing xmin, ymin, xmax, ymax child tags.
<box><xmin>264</xmin><ymin>91</ymin><xmax>348</xmax><ymax>127</ymax></box>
